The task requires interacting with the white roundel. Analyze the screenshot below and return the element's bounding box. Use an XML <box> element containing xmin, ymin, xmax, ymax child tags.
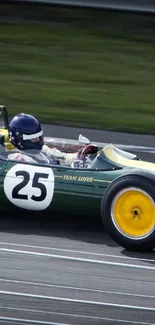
<box><xmin>4</xmin><ymin>164</ymin><xmax>54</xmax><ymax>211</ymax></box>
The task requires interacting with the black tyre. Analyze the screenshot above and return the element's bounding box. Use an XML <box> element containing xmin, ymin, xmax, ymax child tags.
<box><xmin>101</xmin><ymin>173</ymin><xmax>155</xmax><ymax>251</ymax></box>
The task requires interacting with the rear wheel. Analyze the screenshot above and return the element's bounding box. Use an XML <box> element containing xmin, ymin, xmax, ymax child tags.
<box><xmin>101</xmin><ymin>174</ymin><xmax>155</xmax><ymax>251</ymax></box>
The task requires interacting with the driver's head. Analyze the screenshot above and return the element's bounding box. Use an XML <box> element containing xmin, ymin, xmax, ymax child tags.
<box><xmin>9</xmin><ymin>113</ymin><xmax>44</xmax><ymax>151</ymax></box>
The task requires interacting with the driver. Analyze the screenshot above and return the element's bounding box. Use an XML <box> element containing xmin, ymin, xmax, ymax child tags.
<box><xmin>7</xmin><ymin>113</ymin><xmax>98</xmax><ymax>166</ymax></box>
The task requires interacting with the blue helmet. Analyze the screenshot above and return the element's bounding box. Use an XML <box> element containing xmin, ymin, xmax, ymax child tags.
<box><xmin>9</xmin><ymin>113</ymin><xmax>44</xmax><ymax>150</ymax></box>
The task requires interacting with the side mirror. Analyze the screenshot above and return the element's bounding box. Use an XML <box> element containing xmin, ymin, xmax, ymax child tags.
<box><xmin>78</xmin><ymin>134</ymin><xmax>90</xmax><ymax>145</ymax></box>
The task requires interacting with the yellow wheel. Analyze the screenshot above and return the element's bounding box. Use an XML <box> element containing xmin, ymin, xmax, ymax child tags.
<box><xmin>102</xmin><ymin>174</ymin><xmax>155</xmax><ymax>251</ymax></box>
<box><xmin>111</xmin><ymin>188</ymin><xmax>155</xmax><ymax>239</ymax></box>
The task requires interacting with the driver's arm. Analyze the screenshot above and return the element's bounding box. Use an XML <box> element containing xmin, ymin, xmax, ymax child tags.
<box><xmin>42</xmin><ymin>144</ymin><xmax>78</xmax><ymax>166</ymax></box>
<box><xmin>42</xmin><ymin>144</ymin><xmax>98</xmax><ymax>166</ymax></box>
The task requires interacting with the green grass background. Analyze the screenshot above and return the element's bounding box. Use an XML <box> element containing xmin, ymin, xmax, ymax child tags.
<box><xmin>0</xmin><ymin>3</ymin><xmax>155</xmax><ymax>133</ymax></box>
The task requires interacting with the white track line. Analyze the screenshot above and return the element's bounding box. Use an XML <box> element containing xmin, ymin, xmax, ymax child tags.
<box><xmin>0</xmin><ymin>278</ymin><xmax>154</xmax><ymax>299</ymax></box>
<box><xmin>0</xmin><ymin>290</ymin><xmax>155</xmax><ymax>311</ymax></box>
<box><xmin>0</xmin><ymin>317</ymin><xmax>69</xmax><ymax>325</ymax></box>
<box><xmin>0</xmin><ymin>247</ymin><xmax>155</xmax><ymax>270</ymax></box>
<box><xmin>0</xmin><ymin>306</ymin><xmax>154</xmax><ymax>325</ymax></box>
<box><xmin>0</xmin><ymin>241</ymin><xmax>154</xmax><ymax>263</ymax></box>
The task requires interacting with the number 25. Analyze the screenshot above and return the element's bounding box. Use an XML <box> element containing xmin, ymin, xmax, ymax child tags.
<box><xmin>12</xmin><ymin>171</ymin><xmax>49</xmax><ymax>201</ymax></box>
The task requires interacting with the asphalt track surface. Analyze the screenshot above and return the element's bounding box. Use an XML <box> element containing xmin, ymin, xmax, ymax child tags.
<box><xmin>12</xmin><ymin>0</ymin><xmax>155</xmax><ymax>14</ymax></box>
<box><xmin>43</xmin><ymin>124</ymin><xmax>155</xmax><ymax>147</ymax></box>
<box><xmin>1</xmin><ymin>125</ymin><xmax>155</xmax><ymax>325</ymax></box>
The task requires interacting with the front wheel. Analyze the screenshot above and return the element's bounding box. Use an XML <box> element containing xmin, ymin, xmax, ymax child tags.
<box><xmin>101</xmin><ymin>174</ymin><xmax>155</xmax><ymax>251</ymax></box>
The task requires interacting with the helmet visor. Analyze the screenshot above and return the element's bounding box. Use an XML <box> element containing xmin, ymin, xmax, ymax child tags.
<box><xmin>23</xmin><ymin>130</ymin><xmax>43</xmax><ymax>140</ymax></box>
<box><xmin>23</xmin><ymin>130</ymin><xmax>44</xmax><ymax>150</ymax></box>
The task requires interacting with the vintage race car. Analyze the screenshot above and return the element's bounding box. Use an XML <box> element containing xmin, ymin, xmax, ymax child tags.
<box><xmin>0</xmin><ymin>106</ymin><xmax>155</xmax><ymax>252</ymax></box>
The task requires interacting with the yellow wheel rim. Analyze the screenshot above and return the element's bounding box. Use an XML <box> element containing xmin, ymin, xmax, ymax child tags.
<box><xmin>111</xmin><ymin>187</ymin><xmax>155</xmax><ymax>239</ymax></box>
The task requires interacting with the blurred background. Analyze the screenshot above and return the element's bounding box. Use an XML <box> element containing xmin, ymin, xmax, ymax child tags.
<box><xmin>0</xmin><ymin>0</ymin><xmax>155</xmax><ymax>134</ymax></box>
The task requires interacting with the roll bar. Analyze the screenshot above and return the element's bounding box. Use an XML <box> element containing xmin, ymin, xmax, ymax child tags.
<box><xmin>0</xmin><ymin>105</ymin><xmax>9</xmax><ymax>129</ymax></box>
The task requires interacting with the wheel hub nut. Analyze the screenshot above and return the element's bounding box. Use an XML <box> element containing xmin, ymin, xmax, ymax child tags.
<box><xmin>133</xmin><ymin>208</ymin><xmax>141</xmax><ymax>219</ymax></box>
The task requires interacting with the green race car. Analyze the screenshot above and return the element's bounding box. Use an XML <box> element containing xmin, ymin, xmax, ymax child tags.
<box><xmin>0</xmin><ymin>106</ymin><xmax>155</xmax><ymax>252</ymax></box>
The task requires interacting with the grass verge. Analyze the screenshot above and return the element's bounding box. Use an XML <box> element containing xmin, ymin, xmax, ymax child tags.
<box><xmin>0</xmin><ymin>3</ymin><xmax>155</xmax><ymax>133</ymax></box>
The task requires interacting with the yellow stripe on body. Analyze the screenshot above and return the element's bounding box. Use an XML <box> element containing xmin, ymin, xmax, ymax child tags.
<box><xmin>93</xmin><ymin>179</ymin><xmax>111</xmax><ymax>183</ymax></box>
<box><xmin>103</xmin><ymin>144</ymin><xmax>155</xmax><ymax>172</ymax></box>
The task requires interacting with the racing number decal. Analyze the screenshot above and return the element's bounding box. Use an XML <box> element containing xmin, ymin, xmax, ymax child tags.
<box><xmin>12</xmin><ymin>171</ymin><xmax>48</xmax><ymax>201</ymax></box>
<box><xmin>4</xmin><ymin>164</ymin><xmax>54</xmax><ymax>210</ymax></box>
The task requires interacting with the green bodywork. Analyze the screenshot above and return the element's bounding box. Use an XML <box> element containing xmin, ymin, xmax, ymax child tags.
<box><xmin>51</xmin><ymin>167</ymin><xmax>128</xmax><ymax>217</ymax></box>
<box><xmin>0</xmin><ymin>152</ymin><xmax>135</xmax><ymax>217</ymax></box>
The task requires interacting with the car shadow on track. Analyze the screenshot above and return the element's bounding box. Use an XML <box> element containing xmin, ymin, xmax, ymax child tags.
<box><xmin>0</xmin><ymin>211</ymin><xmax>118</xmax><ymax>248</ymax></box>
<box><xmin>121</xmin><ymin>249</ymin><xmax>155</xmax><ymax>264</ymax></box>
<box><xmin>1</xmin><ymin>212</ymin><xmax>155</xmax><ymax>263</ymax></box>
